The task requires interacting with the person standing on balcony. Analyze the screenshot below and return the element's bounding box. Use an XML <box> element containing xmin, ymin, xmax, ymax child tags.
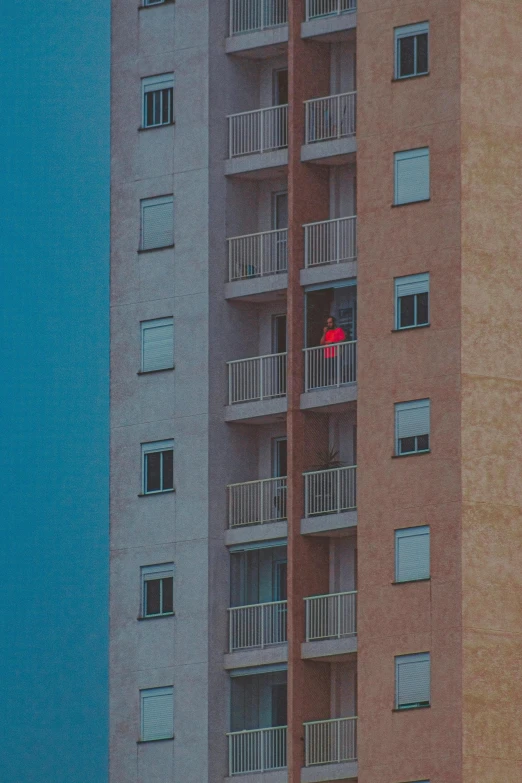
<box><xmin>320</xmin><ymin>316</ymin><xmax>346</xmax><ymax>386</ymax></box>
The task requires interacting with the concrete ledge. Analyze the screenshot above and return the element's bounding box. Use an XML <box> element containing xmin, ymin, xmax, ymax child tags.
<box><xmin>301</xmin><ymin>635</ymin><xmax>357</xmax><ymax>661</ymax></box>
<box><xmin>225</xmin><ymin>644</ymin><xmax>288</xmax><ymax>671</ymax></box>
<box><xmin>225</xmin><ymin>396</ymin><xmax>287</xmax><ymax>423</ymax></box>
<box><xmin>301</xmin><ymin>137</ymin><xmax>356</xmax><ymax>165</ymax></box>
<box><xmin>225</xmin><ymin>26</ymin><xmax>288</xmax><ymax>57</ymax></box>
<box><xmin>300</xmin><ymin>262</ymin><xmax>356</xmax><ymax>288</ymax></box>
<box><xmin>226</xmin><ymin>771</ymin><xmax>288</xmax><ymax>783</ymax></box>
<box><xmin>225</xmin><ymin>149</ymin><xmax>288</xmax><ymax>178</ymax></box>
<box><xmin>300</xmin><ymin>384</ymin><xmax>357</xmax><ymax>411</ymax></box>
<box><xmin>300</xmin><ymin>510</ymin><xmax>357</xmax><ymax>536</ymax></box>
<box><xmin>301</xmin><ymin>11</ymin><xmax>356</xmax><ymax>41</ymax></box>
<box><xmin>300</xmin><ymin>761</ymin><xmax>358</xmax><ymax>783</ymax></box>
<box><xmin>225</xmin><ymin>273</ymin><xmax>288</xmax><ymax>301</ymax></box>
<box><xmin>225</xmin><ymin>521</ymin><xmax>288</xmax><ymax>547</ymax></box>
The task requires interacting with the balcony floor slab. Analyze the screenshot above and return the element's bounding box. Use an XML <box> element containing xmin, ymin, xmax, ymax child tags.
<box><xmin>301</xmin><ymin>761</ymin><xmax>358</xmax><ymax>783</ymax></box>
<box><xmin>224</xmin><ymin>644</ymin><xmax>288</xmax><ymax>671</ymax></box>
<box><xmin>226</xmin><ymin>26</ymin><xmax>288</xmax><ymax>58</ymax></box>
<box><xmin>300</xmin><ymin>384</ymin><xmax>357</xmax><ymax>411</ymax></box>
<box><xmin>300</xmin><ymin>510</ymin><xmax>357</xmax><ymax>536</ymax></box>
<box><xmin>225</xmin><ymin>521</ymin><xmax>288</xmax><ymax>547</ymax></box>
<box><xmin>300</xmin><ymin>261</ymin><xmax>356</xmax><ymax>289</ymax></box>
<box><xmin>226</xmin><ymin>771</ymin><xmax>287</xmax><ymax>783</ymax></box>
<box><xmin>225</xmin><ymin>149</ymin><xmax>288</xmax><ymax>179</ymax></box>
<box><xmin>301</xmin><ymin>12</ymin><xmax>356</xmax><ymax>42</ymax></box>
<box><xmin>301</xmin><ymin>138</ymin><xmax>356</xmax><ymax>166</ymax></box>
<box><xmin>225</xmin><ymin>273</ymin><xmax>288</xmax><ymax>301</ymax></box>
<box><xmin>226</xmin><ymin>396</ymin><xmax>287</xmax><ymax>423</ymax></box>
<box><xmin>301</xmin><ymin>636</ymin><xmax>357</xmax><ymax>662</ymax></box>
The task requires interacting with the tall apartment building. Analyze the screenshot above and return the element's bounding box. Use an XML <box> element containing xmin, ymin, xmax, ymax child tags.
<box><xmin>110</xmin><ymin>1</ymin><xmax>521</xmax><ymax>782</ymax></box>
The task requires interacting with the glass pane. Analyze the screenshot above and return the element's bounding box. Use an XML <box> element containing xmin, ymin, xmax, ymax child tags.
<box><xmin>399</xmin><ymin>294</ymin><xmax>415</xmax><ymax>328</ymax></box>
<box><xmin>153</xmin><ymin>91</ymin><xmax>161</xmax><ymax>126</ymax></box>
<box><xmin>417</xmin><ymin>434</ymin><xmax>429</xmax><ymax>451</ymax></box>
<box><xmin>399</xmin><ymin>436</ymin><xmax>416</xmax><ymax>454</ymax></box>
<box><xmin>145</xmin><ymin>92</ymin><xmax>154</xmax><ymax>127</ymax></box>
<box><xmin>161</xmin><ymin>88</ymin><xmax>172</xmax><ymax>124</ymax></box>
<box><xmin>399</xmin><ymin>36</ymin><xmax>415</xmax><ymax>77</ymax></box>
<box><xmin>162</xmin><ymin>577</ymin><xmax>174</xmax><ymax>613</ymax></box>
<box><xmin>146</xmin><ymin>451</ymin><xmax>161</xmax><ymax>492</ymax></box>
<box><xmin>417</xmin><ymin>33</ymin><xmax>429</xmax><ymax>74</ymax></box>
<box><xmin>417</xmin><ymin>292</ymin><xmax>429</xmax><ymax>325</ymax></box>
<box><xmin>162</xmin><ymin>449</ymin><xmax>174</xmax><ymax>490</ymax></box>
<box><xmin>145</xmin><ymin>579</ymin><xmax>161</xmax><ymax>615</ymax></box>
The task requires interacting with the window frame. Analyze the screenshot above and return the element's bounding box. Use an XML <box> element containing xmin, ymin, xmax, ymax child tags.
<box><xmin>395</xmin><ymin>399</ymin><xmax>430</xmax><ymax>456</ymax></box>
<box><xmin>140</xmin><ymin>686</ymin><xmax>174</xmax><ymax>741</ymax></box>
<box><xmin>394</xmin><ymin>273</ymin><xmax>430</xmax><ymax>330</ymax></box>
<box><xmin>141</xmin><ymin>563</ymin><xmax>174</xmax><ymax>618</ymax></box>
<box><xmin>140</xmin><ymin>194</ymin><xmax>174</xmax><ymax>251</ymax></box>
<box><xmin>395</xmin><ymin>526</ymin><xmax>430</xmax><ymax>583</ymax></box>
<box><xmin>394</xmin><ymin>147</ymin><xmax>430</xmax><ymax>206</ymax></box>
<box><xmin>141</xmin><ymin>317</ymin><xmax>174</xmax><ymax>373</ymax></box>
<box><xmin>142</xmin><ymin>440</ymin><xmax>174</xmax><ymax>495</ymax></box>
<box><xmin>395</xmin><ymin>652</ymin><xmax>431</xmax><ymax>710</ymax></box>
<box><xmin>142</xmin><ymin>74</ymin><xmax>174</xmax><ymax>129</ymax></box>
<box><xmin>394</xmin><ymin>22</ymin><xmax>429</xmax><ymax>80</ymax></box>
<box><xmin>143</xmin><ymin>0</ymin><xmax>165</xmax><ymax>5</ymax></box>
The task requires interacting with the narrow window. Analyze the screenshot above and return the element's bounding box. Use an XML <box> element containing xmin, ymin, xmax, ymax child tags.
<box><xmin>141</xmin><ymin>318</ymin><xmax>174</xmax><ymax>372</ymax></box>
<box><xmin>140</xmin><ymin>195</ymin><xmax>174</xmax><ymax>251</ymax></box>
<box><xmin>142</xmin><ymin>74</ymin><xmax>174</xmax><ymax>128</ymax></box>
<box><xmin>395</xmin><ymin>23</ymin><xmax>429</xmax><ymax>79</ymax></box>
<box><xmin>395</xmin><ymin>273</ymin><xmax>429</xmax><ymax>329</ymax></box>
<box><xmin>394</xmin><ymin>148</ymin><xmax>430</xmax><ymax>206</ymax></box>
<box><xmin>142</xmin><ymin>440</ymin><xmax>174</xmax><ymax>494</ymax></box>
<box><xmin>395</xmin><ymin>652</ymin><xmax>430</xmax><ymax>709</ymax></box>
<box><xmin>142</xmin><ymin>564</ymin><xmax>174</xmax><ymax>617</ymax></box>
<box><xmin>395</xmin><ymin>526</ymin><xmax>430</xmax><ymax>582</ymax></box>
<box><xmin>140</xmin><ymin>687</ymin><xmax>174</xmax><ymax>741</ymax></box>
<box><xmin>395</xmin><ymin>399</ymin><xmax>430</xmax><ymax>456</ymax></box>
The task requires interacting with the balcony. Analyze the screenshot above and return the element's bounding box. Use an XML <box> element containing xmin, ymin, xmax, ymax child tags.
<box><xmin>229</xmin><ymin>600</ymin><xmax>288</xmax><ymax>652</ymax></box>
<box><xmin>302</xmin><ymin>717</ymin><xmax>357</xmax><ymax>782</ymax></box>
<box><xmin>301</xmin><ymin>465</ymin><xmax>357</xmax><ymax>535</ymax></box>
<box><xmin>302</xmin><ymin>92</ymin><xmax>356</xmax><ymax>164</ymax></box>
<box><xmin>226</xmin><ymin>105</ymin><xmax>289</xmax><ymax>177</ymax></box>
<box><xmin>226</xmin><ymin>228</ymin><xmax>288</xmax><ymax>300</ymax></box>
<box><xmin>302</xmin><ymin>0</ymin><xmax>357</xmax><ymax>41</ymax></box>
<box><xmin>301</xmin><ymin>215</ymin><xmax>356</xmax><ymax>286</ymax></box>
<box><xmin>228</xmin><ymin>476</ymin><xmax>287</xmax><ymax>528</ymax></box>
<box><xmin>303</xmin><ymin>591</ymin><xmax>357</xmax><ymax>660</ymax></box>
<box><xmin>227</xmin><ymin>0</ymin><xmax>288</xmax><ymax>57</ymax></box>
<box><xmin>226</xmin><ymin>353</ymin><xmax>287</xmax><ymax>421</ymax></box>
<box><xmin>228</xmin><ymin>726</ymin><xmax>287</xmax><ymax>776</ymax></box>
<box><xmin>301</xmin><ymin>341</ymin><xmax>357</xmax><ymax>410</ymax></box>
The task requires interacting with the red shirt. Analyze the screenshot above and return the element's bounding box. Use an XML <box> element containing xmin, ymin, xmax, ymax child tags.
<box><xmin>324</xmin><ymin>327</ymin><xmax>346</xmax><ymax>358</ymax></box>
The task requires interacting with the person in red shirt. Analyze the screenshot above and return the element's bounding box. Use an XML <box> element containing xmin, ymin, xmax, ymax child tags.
<box><xmin>320</xmin><ymin>316</ymin><xmax>346</xmax><ymax>385</ymax></box>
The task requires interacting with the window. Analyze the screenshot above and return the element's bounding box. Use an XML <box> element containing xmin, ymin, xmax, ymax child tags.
<box><xmin>141</xmin><ymin>318</ymin><xmax>174</xmax><ymax>372</ymax></box>
<box><xmin>142</xmin><ymin>440</ymin><xmax>174</xmax><ymax>494</ymax></box>
<box><xmin>395</xmin><ymin>652</ymin><xmax>430</xmax><ymax>709</ymax></box>
<box><xmin>395</xmin><ymin>273</ymin><xmax>429</xmax><ymax>329</ymax></box>
<box><xmin>395</xmin><ymin>22</ymin><xmax>429</xmax><ymax>79</ymax></box>
<box><xmin>395</xmin><ymin>526</ymin><xmax>430</xmax><ymax>582</ymax></box>
<box><xmin>142</xmin><ymin>74</ymin><xmax>174</xmax><ymax>128</ymax></box>
<box><xmin>395</xmin><ymin>399</ymin><xmax>430</xmax><ymax>455</ymax></box>
<box><xmin>394</xmin><ymin>148</ymin><xmax>430</xmax><ymax>205</ymax></box>
<box><xmin>140</xmin><ymin>196</ymin><xmax>174</xmax><ymax>251</ymax></box>
<box><xmin>143</xmin><ymin>0</ymin><xmax>165</xmax><ymax>5</ymax></box>
<box><xmin>140</xmin><ymin>687</ymin><xmax>173</xmax><ymax>741</ymax></box>
<box><xmin>142</xmin><ymin>564</ymin><xmax>174</xmax><ymax>617</ymax></box>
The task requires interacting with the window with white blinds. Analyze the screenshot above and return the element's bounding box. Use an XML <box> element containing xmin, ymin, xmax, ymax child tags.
<box><xmin>140</xmin><ymin>196</ymin><xmax>174</xmax><ymax>251</ymax></box>
<box><xmin>395</xmin><ymin>273</ymin><xmax>429</xmax><ymax>329</ymax></box>
<box><xmin>140</xmin><ymin>686</ymin><xmax>174</xmax><ymax>741</ymax></box>
<box><xmin>395</xmin><ymin>399</ymin><xmax>430</xmax><ymax>455</ymax></box>
<box><xmin>395</xmin><ymin>652</ymin><xmax>430</xmax><ymax>709</ymax></box>
<box><xmin>141</xmin><ymin>318</ymin><xmax>174</xmax><ymax>372</ymax></box>
<box><xmin>394</xmin><ymin>148</ymin><xmax>430</xmax><ymax>205</ymax></box>
<box><xmin>142</xmin><ymin>74</ymin><xmax>174</xmax><ymax>127</ymax></box>
<box><xmin>395</xmin><ymin>526</ymin><xmax>430</xmax><ymax>582</ymax></box>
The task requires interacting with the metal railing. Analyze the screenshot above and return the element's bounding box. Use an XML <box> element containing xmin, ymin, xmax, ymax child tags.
<box><xmin>228</xmin><ymin>726</ymin><xmax>287</xmax><ymax>775</ymax></box>
<box><xmin>304</xmin><ymin>717</ymin><xmax>357</xmax><ymax>766</ymax></box>
<box><xmin>228</xmin><ymin>352</ymin><xmax>287</xmax><ymax>405</ymax></box>
<box><xmin>229</xmin><ymin>600</ymin><xmax>288</xmax><ymax>651</ymax></box>
<box><xmin>228</xmin><ymin>105</ymin><xmax>288</xmax><ymax>158</ymax></box>
<box><xmin>228</xmin><ymin>477</ymin><xmax>287</xmax><ymax>528</ymax></box>
<box><xmin>305</xmin><ymin>92</ymin><xmax>356</xmax><ymax>144</ymax></box>
<box><xmin>230</xmin><ymin>0</ymin><xmax>288</xmax><ymax>36</ymax></box>
<box><xmin>304</xmin><ymin>465</ymin><xmax>356</xmax><ymax>517</ymax></box>
<box><xmin>306</xmin><ymin>0</ymin><xmax>356</xmax><ymax>20</ymax></box>
<box><xmin>228</xmin><ymin>228</ymin><xmax>288</xmax><ymax>281</ymax></box>
<box><xmin>303</xmin><ymin>341</ymin><xmax>356</xmax><ymax>392</ymax></box>
<box><xmin>305</xmin><ymin>591</ymin><xmax>357</xmax><ymax>641</ymax></box>
<box><xmin>304</xmin><ymin>216</ymin><xmax>356</xmax><ymax>267</ymax></box>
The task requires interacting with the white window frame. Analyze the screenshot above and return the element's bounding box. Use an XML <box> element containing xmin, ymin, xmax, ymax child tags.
<box><xmin>394</xmin><ymin>148</ymin><xmax>430</xmax><ymax>206</ymax></box>
<box><xmin>395</xmin><ymin>652</ymin><xmax>430</xmax><ymax>710</ymax></box>
<box><xmin>141</xmin><ymin>564</ymin><xmax>174</xmax><ymax>618</ymax></box>
<box><xmin>395</xmin><ymin>399</ymin><xmax>430</xmax><ymax>456</ymax></box>
<box><xmin>394</xmin><ymin>273</ymin><xmax>430</xmax><ymax>330</ymax></box>
<box><xmin>395</xmin><ymin>22</ymin><xmax>429</xmax><ymax>79</ymax></box>
<box><xmin>142</xmin><ymin>440</ymin><xmax>174</xmax><ymax>494</ymax></box>
<box><xmin>141</xmin><ymin>317</ymin><xmax>174</xmax><ymax>373</ymax></box>
<box><xmin>395</xmin><ymin>526</ymin><xmax>430</xmax><ymax>583</ymax></box>
<box><xmin>140</xmin><ymin>195</ymin><xmax>174</xmax><ymax>251</ymax></box>
<box><xmin>140</xmin><ymin>686</ymin><xmax>174</xmax><ymax>741</ymax></box>
<box><xmin>142</xmin><ymin>74</ymin><xmax>174</xmax><ymax>128</ymax></box>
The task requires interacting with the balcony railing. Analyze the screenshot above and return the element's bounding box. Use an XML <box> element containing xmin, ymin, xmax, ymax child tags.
<box><xmin>305</xmin><ymin>0</ymin><xmax>356</xmax><ymax>21</ymax></box>
<box><xmin>228</xmin><ymin>726</ymin><xmax>287</xmax><ymax>775</ymax></box>
<box><xmin>228</xmin><ymin>228</ymin><xmax>288</xmax><ymax>282</ymax></box>
<box><xmin>305</xmin><ymin>591</ymin><xmax>357</xmax><ymax>641</ymax></box>
<box><xmin>303</xmin><ymin>341</ymin><xmax>356</xmax><ymax>392</ymax></box>
<box><xmin>230</xmin><ymin>0</ymin><xmax>288</xmax><ymax>36</ymax></box>
<box><xmin>228</xmin><ymin>105</ymin><xmax>288</xmax><ymax>158</ymax></box>
<box><xmin>229</xmin><ymin>600</ymin><xmax>288</xmax><ymax>651</ymax></box>
<box><xmin>304</xmin><ymin>465</ymin><xmax>356</xmax><ymax>517</ymax></box>
<box><xmin>228</xmin><ymin>476</ymin><xmax>287</xmax><ymax>528</ymax></box>
<box><xmin>304</xmin><ymin>717</ymin><xmax>357</xmax><ymax>767</ymax></box>
<box><xmin>228</xmin><ymin>352</ymin><xmax>287</xmax><ymax>405</ymax></box>
<box><xmin>304</xmin><ymin>216</ymin><xmax>356</xmax><ymax>267</ymax></box>
<box><xmin>305</xmin><ymin>92</ymin><xmax>356</xmax><ymax>144</ymax></box>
